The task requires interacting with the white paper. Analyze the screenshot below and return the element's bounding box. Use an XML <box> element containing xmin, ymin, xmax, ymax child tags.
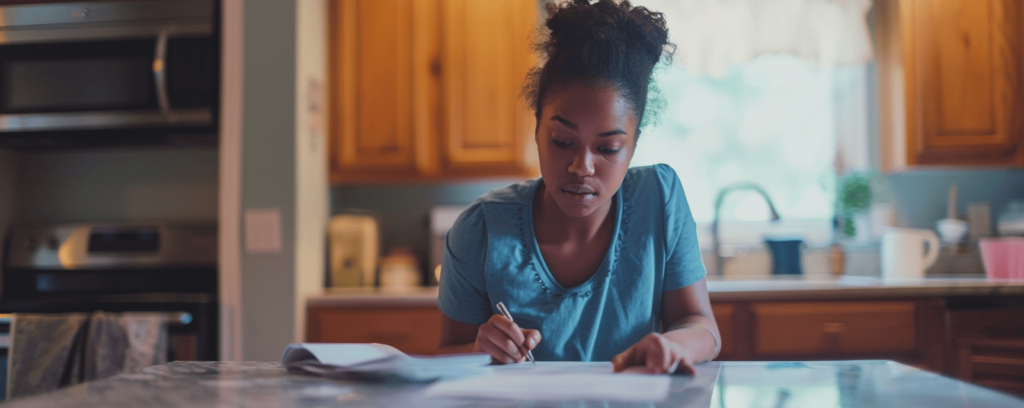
<box><xmin>424</xmin><ymin>362</ymin><xmax>670</xmax><ymax>402</ymax></box>
<box><xmin>298</xmin><ymin>343</ymin><xmax>394</xmax><ymax>367</ymax></box>
<box><xmin>281</xmin><ymin>343</ymin><xmax>491</xmax><ymax>375</ymax></box>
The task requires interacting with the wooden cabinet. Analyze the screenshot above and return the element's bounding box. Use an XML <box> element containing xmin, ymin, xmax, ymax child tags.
<box><xmin>711</xmin><ymin>303</ymin><xmax>737</xmax><ymax>359</ymax></box>
<box><xmin>901</xmin><ymin>0</ymin><xmax>1024</xmax><ymax>166</ymax></box>
<box><xmin>955</xmin><ymin>339</ymin><xmax>1024</xmax><ymax>397</ymax></box>
<box><xmin>307</xmin><ymin>295</ymin><xmax>1024</xmax><ymax>394</ymax></box>
<box><xmin>328</xmin><ymin>0</ymin><xmax>538</xmax><ymax>184</ymax></box>
<box><xmin>751</xmin><ymin>301</ymin><xmax>917</xmax><ymax>356</ymax></box>
<box><xmin>307</xmin><ymin>306</ymin><xmax>443</xmax><ymax>355</ymax></box>
<box><xmin>949</xmin><ymin>309</ymin><xmax>1024</xmax><ymax>396</ymax></box>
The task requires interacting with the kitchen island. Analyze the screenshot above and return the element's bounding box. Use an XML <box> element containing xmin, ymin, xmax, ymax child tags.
<box><xmin>5</xmin><ymin>360</ymin><xmax>1023</xmax><ymax>407</ymax></box>
<box><xmin>307</xmin><ymin>276</ymin><xmax>1024</xmax><ymax>396</ymax></box>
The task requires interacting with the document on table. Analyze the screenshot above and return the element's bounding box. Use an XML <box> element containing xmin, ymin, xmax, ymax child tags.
<box><xmin>423</xmin><ymin>362</ymin><xmax>671</xmax><ymax>402</ymax></box>
<box><xmin>281</xmin><ymin>343</ymin><xmax>491</xmax><ymax>383</ymax></box>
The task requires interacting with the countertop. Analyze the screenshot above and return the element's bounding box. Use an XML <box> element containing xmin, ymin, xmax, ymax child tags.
<box><xmin>308</xmin><ymin>276</ymin><xmax>1024</xmax><ymax>307</ymax></box>
<box><xmin>6</xmin><ymin>360</ymin><xmax>1022</xmax><ymax>407</ymax></box>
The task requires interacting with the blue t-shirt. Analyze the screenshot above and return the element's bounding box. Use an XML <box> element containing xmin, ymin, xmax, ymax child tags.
<box><xmin>437</xmin><ymin>164</ymin><xmax>705</xmax><ymax>362</ymax></box>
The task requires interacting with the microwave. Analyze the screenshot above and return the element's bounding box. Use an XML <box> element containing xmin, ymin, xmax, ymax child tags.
<box><xmin>0</xmin><ymin>0</ymin><xmax>218</xmax><ymax>149</ymax></box>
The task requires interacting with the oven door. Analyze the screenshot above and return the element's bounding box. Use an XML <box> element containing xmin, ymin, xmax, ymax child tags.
<box><xmin>0</xmin><ymin>6</ymin><xmax>216</xmax><ymax>134</ymax></box>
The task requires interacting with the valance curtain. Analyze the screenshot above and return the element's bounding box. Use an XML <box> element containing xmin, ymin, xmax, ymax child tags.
<box><xmin>650</xmin><ymin>0</ymin><xmax>874</xmax><ymax>76</ymax></box>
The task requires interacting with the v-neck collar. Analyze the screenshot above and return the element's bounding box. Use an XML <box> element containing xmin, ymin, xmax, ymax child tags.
<box><xmin>524</xmin><ymin>178</ymin><xmax>624</xmax><ymax>297</ymax></box>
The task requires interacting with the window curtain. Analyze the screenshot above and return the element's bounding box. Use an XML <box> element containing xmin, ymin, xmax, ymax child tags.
<box><xmin>653</xmin><ymin>0</ymin><xmax>874</xmax><ymax>77</ymax></box>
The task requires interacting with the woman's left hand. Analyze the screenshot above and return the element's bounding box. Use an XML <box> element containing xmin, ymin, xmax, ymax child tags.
<box><xmin>612</xmin><ymin>332</ymin><xmax>696</xmax><ymax>375</ymax></box>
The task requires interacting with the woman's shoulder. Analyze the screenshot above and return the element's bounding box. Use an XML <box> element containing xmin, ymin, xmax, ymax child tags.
<box><xmin>476</xmin><ymin>179</ymin><xmax>537</xmax><ymax>206</ymax></box>
<box><xmin>623</xmin><ymin>164</ymin><xmax>683</xmax><ymax>204</ymax></box>
<box><xmin>449</xmin><ymin>179</ymin><xmax>537</xmax><ymax>234</ymax></box>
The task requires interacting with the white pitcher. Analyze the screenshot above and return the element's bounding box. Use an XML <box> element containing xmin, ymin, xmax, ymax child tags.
<box><xmin>881</xmin><ymin>228</ymin><xmax>940</xmax><ymax>279</ymax></box>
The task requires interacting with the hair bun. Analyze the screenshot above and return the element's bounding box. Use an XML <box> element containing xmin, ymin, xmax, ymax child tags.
<box><xmin>523</xmin><ymin>0</ymin><xmax>676</xmax><ymax>134</ymax></box>
<box><xmin>543</xmin><ymin>0</ymin><xmax>671</xmax><ymax>66</ymax></box>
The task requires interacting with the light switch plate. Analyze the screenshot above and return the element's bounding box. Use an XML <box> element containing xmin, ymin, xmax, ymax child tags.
<box><xmin>245</xmin><ymin>208</ymin><xmax>283</xmax><ymax>254</ymax></box>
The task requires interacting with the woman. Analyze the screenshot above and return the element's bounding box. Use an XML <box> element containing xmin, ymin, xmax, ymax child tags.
<box><xmin>435</xmin><ymin>0</ymin><xmax>719</xmax><ymax>375</ymax></box>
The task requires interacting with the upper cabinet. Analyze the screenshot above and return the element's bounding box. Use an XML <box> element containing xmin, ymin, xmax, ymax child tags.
<box><xmin>329</xmin><ymin>0</ymin><xmax>538</xmax><ymax>184</ymax></box>
<box><xmin>901</xmin><ymin>0</ymin><xmax>1024</xmax><ymax>166</ymax></box>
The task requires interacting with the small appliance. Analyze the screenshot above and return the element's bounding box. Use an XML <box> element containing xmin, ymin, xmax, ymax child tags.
<box><xmin>327</xmin><ymin>214</ymin><xmax>379</xmax><ymax>287</ymax></box>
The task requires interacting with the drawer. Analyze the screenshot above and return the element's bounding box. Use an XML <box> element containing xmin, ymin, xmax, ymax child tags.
<box><xmin>307</xmin><ymin>307</ymin><xmax>442</xmax><ymax>355</ymax></box>
<box><xmin>711</xmin><ymin>303</ymin><xmax>736</xmax><ymax>359</ymax></box>
<box><xmin>956</xmin><ymin>339</ymin><xmax>1024</xmax><ymax>397</ymax></box>
<box><xmin>753</xmin><ymin>301</ymin><xmax>916</xmax><ymax>356</ymax></box>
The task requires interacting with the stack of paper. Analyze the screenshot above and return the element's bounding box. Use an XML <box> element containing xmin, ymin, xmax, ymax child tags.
<box><xmin>281</xmin><ymin>343</ymin><xmax>491</xmax><ymax>383</ymax></box>
<box><xmin>423</xmin><ymin>362</ymin><xmax>671</xmax><ymax>402</ymax></box>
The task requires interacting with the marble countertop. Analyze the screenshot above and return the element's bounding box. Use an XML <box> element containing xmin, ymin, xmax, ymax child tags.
<box><xmin>6</xmin><ymin>360</ymin><xmax>1022</xmax><ymax>407</ymax></box>
<box><xmin>308</xmin><ymin>276</ymin><xmax>1024</xmax><ymax>307</ymax></box>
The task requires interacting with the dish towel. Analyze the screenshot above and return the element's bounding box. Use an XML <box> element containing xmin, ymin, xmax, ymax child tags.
<box><xmin>6</xmin><ymin>312</ymin><xmax>169</xmax><ymax>399</ymax></box>
<box><xmin>82</xmin><ymin>311</ymin><xmax>169</xmax><ymax>383</ymax></box>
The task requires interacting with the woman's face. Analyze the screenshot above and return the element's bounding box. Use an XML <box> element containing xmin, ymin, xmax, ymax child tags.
<box><xmin>535</xmin><ymin>83</ymin><xmax>638</xmax><ymax>218</ymax></box>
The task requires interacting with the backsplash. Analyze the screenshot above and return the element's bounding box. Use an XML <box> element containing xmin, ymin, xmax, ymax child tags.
<box><xmin>331</xmin><ymin>180</ymin><xmax>518</xmax><ymax>262</ymax></box>
<box><xmin>887</xmin><ymin>168</ymin><xmax>1024</xmax><ymax>232</ymax></box>
<box><xmin>332</xmin><ymin>168</ymin><xmax>1024</xmax><ymax>282</ymax></box>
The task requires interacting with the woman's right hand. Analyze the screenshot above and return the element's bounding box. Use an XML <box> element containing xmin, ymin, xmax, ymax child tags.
<box><xmin>473</xmin><ymin>314</ymin><xmax>542</xmax><ymax>364</ymax></box>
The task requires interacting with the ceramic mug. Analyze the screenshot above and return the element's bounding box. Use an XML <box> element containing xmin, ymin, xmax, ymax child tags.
<box><xmin>881</xmin><ymin>228</ymin><xmax>940</xmax><ymax>279</ymax></box>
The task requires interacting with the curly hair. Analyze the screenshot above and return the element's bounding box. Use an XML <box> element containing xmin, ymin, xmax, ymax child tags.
<box><xmin>523</xmin><ymin>0</ymin><xmax>675</xmax><ymax>134</ymax></box>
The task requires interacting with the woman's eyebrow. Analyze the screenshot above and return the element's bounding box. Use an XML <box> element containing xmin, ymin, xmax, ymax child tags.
<box><xmin>598</xmin><ymin>129</ymin><xmax>627</xmax><ymax>137</ymax></box>
<box><xmin>551</xmin><ymin>115</ymin><xmax>577</xmax><ymax>130</ymax></box>
<box><xmin>551</xmin><ymin>115</ymin><xmax>626</xmax><ymax>137</ymax></box>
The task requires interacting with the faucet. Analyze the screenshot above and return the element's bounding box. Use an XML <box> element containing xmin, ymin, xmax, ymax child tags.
<box><xmin>711</xmin><ymin>183</ymin><xmax>781</xmax><ymax>276</ymax></box>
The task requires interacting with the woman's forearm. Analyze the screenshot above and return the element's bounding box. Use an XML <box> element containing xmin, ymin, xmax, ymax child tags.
<box><xmin>662</xmin><ymin>315</ymin><xmax>720</xmax><ymax>362</ymax></box>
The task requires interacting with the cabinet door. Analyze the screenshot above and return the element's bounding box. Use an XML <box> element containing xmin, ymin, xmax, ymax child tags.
<box><xmin>752</xmin><ymin>301</ymin><xmax>917</xmax><ymax>356</ymax></box>
<box><xmin>902</xmin><ymin>0</ymin><xmax>1024</xmax><ymax>165</ymax></box>
<box><xmin>711</xmin><ymin>303</ymin><xmax>736</xmax><ymax>359</ymax></box>
<box><xmin>329</xmin><ymin>0</ymin><xmax>440</xmax><ymax>183</ymax></box>
<box><xmin>307</xmin><ymin>307</ymin><xmax>443</xmax><ymax>355</ymax></box>
<box><xmin>440</xmin><ymin>0</ymin><xmax>538</xmax><ymax>177</ymax></box>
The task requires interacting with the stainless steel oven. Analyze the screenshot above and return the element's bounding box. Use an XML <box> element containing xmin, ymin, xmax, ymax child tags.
<box><xmin>0</xmin><ymin>0</ymin><xmax>218</xmax><ymax>149</ymax></box>
<box><xmin>0</xmin><ymin>223</ymin><xmax>218</xmax><ymax>368</ymax></box>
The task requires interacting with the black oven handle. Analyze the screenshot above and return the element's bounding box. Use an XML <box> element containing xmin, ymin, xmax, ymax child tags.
<box><xmin>153</xmin><ymin>30</ymin><xmax>171</xmax><ymax>113</ymax></box>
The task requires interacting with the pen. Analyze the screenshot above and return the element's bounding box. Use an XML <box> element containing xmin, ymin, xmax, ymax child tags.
<box><xmin>495</xmin><ymin>301</ymin><xmax>535</xmax><ymax>364</ymax></box>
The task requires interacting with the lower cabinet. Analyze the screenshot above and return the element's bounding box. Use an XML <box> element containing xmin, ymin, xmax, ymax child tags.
<box><xmin>307</xmin><ymin>296</ymin><xmax>1024</xmax><ymax>394</ymax></box>
<box><xmin>949</xmin><ymin>309</ymin><xmax>1024</xmax><ymax>397</ymax></box>
<box><xmin>751</xmin><ymin>301</ymin><xmax>917</xmax><ymax>356</ymax></box>
<box><xmin>710</xmin><ymin>303</ymin><xmax>736</xmax><ymax>359</ymax></box>
<box><xmin>307</xmin><ymin>307</ymin><xmax>442</xmax><ymax>355</ymax></box>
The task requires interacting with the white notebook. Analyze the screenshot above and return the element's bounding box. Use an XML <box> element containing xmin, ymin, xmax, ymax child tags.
<box><xmin>281</xmin><ymin>343</ymin><xmax>491</xmax><ymax>383</ymax></box>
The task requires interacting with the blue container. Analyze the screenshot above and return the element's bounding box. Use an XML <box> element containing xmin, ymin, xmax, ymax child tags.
<box><xmin>764</xmin><ymin>238</ymin><xmax>804</xmax><ymax>275</ymax></box>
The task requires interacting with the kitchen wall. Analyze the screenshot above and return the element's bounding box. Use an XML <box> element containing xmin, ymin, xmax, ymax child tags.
<box><xmin>232</xmin><ymin>0</ymin><xmax>298</xmax><ymax>362</ymax></box>
<box><xmin>293</xmin><ymin>0</ymin><xmax>330</xmax><ymax>350</ymax></box>
<box><xmin>888</xmin><ymin>169</ymin><xmax>1024</xmax><ymax>232</ymax></box>
<box><xmin>217</xmin><ymin>0</ymin><xmax>329</xmax><ymax>361</ymax></box>
<box><xmin>331</xmin><ymin>167</ymin><xmax>1024</xmax><ymax>281</ymax></box>
<box><xmin>12</xmin><ymin>149</ymin><xmax>218</xmax><ymax>224</ymax></box>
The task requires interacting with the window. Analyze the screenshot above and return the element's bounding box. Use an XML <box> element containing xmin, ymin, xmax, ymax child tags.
<box><xmin>629</xmin><ymin>0</ymin><xmax>874</xmax><ymax>250</ymax></box>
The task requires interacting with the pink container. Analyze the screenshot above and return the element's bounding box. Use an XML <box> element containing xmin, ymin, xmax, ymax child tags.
<box><xmin>979</xmin><ymin>238</ymin><xmax>1024</xmax><ymax>279</ymax></box>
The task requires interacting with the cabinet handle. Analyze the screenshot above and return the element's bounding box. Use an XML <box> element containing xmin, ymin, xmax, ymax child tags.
<box><xmin>823</xmin><ymin>323</ymin><xmax>845</xmax><ymax>350</ymax></box>
<box><xmin>823</xmin><ymin>323</ymin><xmax>845</xmax><ymax>334</ymax></box>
